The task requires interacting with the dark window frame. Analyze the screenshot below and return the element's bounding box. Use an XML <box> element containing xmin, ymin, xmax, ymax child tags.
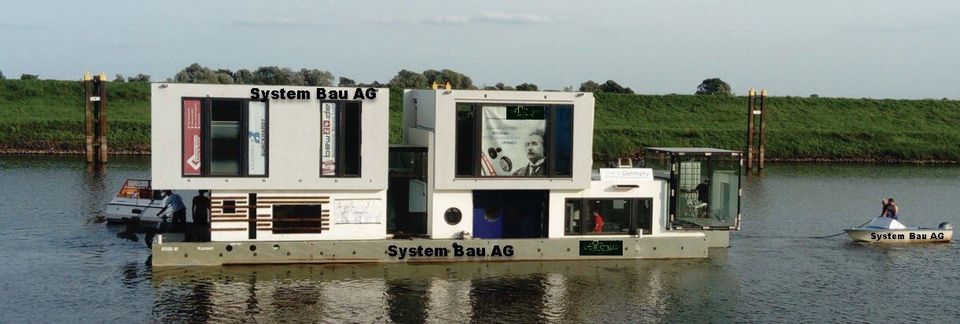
<box><xmin>564</xmin><ymin>198</ymin><xmax>653</xmax><ymax>236</ymax></box>
<box><xmin>180</xmin><ymin>97</ymin><xmax>270</xmax><ymax>178</ymax></box>
<box><xmin>319</xmin><ymin>100</ymin><xmax>363</xmax><ymax>178</ymax></box>
<box><xmin>454</xmin><ymin>103</ymin><xmax>574</xmax><ymax>178</ymax></box>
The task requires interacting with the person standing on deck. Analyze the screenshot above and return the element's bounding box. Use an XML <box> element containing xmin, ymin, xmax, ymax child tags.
<box><xmin>192</xmin><ymin>190</ymin><xmax>211</xmax><ymax>241</ymax></box>
<box><xmin>156</xmin><ymin>190</ymin><xmax>186</xmax><ymax>231</ymax></box>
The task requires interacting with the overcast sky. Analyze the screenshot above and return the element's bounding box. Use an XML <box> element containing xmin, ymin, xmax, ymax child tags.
<box><xmin>2</xmin><ymin>0</ymin><xmax>958</xmax><ymax>99</ymax></box>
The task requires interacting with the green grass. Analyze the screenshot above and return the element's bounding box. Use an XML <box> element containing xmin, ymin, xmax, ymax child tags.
<box><xmin>3</xmin><ymin>79</ymin><xmax>960</xmax><ymax>161</ymax></box>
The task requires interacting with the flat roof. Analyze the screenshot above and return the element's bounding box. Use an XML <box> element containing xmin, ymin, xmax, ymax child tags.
<box><xmin>645</xmin><ymin>147</ymin><xmax>741</xmax><ymax>155</ymax></box>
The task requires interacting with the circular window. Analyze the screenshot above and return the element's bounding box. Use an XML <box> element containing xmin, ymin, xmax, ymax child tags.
<box><xmin>444</xmin><ymin>208</ymin><xmax>462</xmax><ymax>225</ymax></box>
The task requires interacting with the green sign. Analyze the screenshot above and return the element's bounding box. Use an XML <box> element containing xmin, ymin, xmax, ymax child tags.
<box><xmin>579</xmin><ymin>240</ymin><xmax>623</xmax><ymax>256</ymax></box>
<box><xmin>506</xmin><ymin>105</ymin><xmax>546</xmax><ymax>120</ymax></box>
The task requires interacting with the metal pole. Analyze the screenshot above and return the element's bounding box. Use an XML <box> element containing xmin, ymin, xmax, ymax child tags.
<box><xmin>746</xmin><ymin>88</ymin><xmax>755</xmax><ymax>171</ymax></box>
<box><xmin>758</xmin><ymin>89</ymin><xmax>767</xmax><ymax>170</ymax></box>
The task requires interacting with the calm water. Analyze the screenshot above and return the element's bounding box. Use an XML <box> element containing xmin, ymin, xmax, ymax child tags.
<box><xmin>1</xmin><ymin>155</ymin><xmax>959</xmax><ymax>322</ymax></box>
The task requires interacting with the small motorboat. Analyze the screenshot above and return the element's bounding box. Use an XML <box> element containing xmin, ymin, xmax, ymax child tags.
<box><xmin>105</xmin><ymin>179</ymin><xmax>164</xmax><ymax>224</ymax></box>
<box><xmin>845</xmin><ymin>216</ymin><xmax>953</xmax><ymax>243</ymax></box>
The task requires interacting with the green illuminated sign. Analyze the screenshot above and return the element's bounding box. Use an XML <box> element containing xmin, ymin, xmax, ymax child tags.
<box><xmin>579</xmin><ymin>240</ymin><xmax>623</xmax><ymax>256</ymax></box>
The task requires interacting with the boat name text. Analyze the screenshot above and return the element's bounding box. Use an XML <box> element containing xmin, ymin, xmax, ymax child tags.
<box><xmin>386</xmin><ymin>243</ymin><xmax>514</xmax><ymax>260</ymax></box>
<box><xmin>870</xmin><ymin>232</ymin><xmax>945</xmax><ymax>241</ymax></box>
<box><xmin>250</xmin><ymin>87</ymin><xmax>378</xmax><ymax>100</ymax></box>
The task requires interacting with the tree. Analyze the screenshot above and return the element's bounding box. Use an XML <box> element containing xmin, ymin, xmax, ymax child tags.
<box><xmin>175</xmin><ymin>63</ymin><xmax>218</xmax><ymax>83</ymax></box>
<box><xmin>252</xmin><ymin>66</ymin><xmax>285</xmax><ymax>85</ymax></box>
<box><xmin>494</xmin><ymin>82</ymin><xmax>514</xmax><ymax>90</ymax></box>
<box><xmin>114</xmin><ymin>74</ymin><xmax>126</xmax><ymax>83</ymax></box>
<box><xmin>20</xmin><ymin>74</ymin><xmax>38</xmax><ymax>80</ymax></box>
<box><xmin>300</xmin><ymin>68</ymin><xmax>334</xmax><ymax>86</ymax></box>
<box><xmin>599</xmin><ymin>80</ymin><xmax>634</xmax><ymax>94</ymax></box>
<box><xmin>388</xmin><ymin>69</ymin><xmax>428</xmax><ymax>89</ymax></box>
<box><xmin>579</xmin><ymin>80</ymin><xmax>601</xmax><ymax>92</ymax></box>
<box><xmin>338</xmin><ymin>77</ymin><xmax>356</xmax><ymax>87</ymax></box>
<box><xmin>233</xmin><ymin>69</ymin><xmax>253</xmax><ymax>84</ymax></box>
<box><xmin>515</xmin><ymin>83</ymin><xmax>538</xmax><ymax>91</ymax></box>
<box><xmin>695</xmin><ymin>78</ymin><xmax>732</xmax><ymax>96</ymax></box>
<box><xmin>127</xmin><ymin>74</ymin><xmax>151</xmax><ymax>83</ymax></box>
<box><xmin>423</xmin><ymin>69</ymin><xmax>475</xmax><ymax>89</ymax></box>
<box><xmin>0</xmin><ymin>70</ymin><xmax>4</xmax><ymax>80</ymax></box>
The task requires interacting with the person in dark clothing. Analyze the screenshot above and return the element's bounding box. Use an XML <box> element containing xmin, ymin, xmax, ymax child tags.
<box><xmin>192</xmin><ymin>190</ymin><xmax>211</xmax><ymax>224</ymax></box>
<box><xmin>191</xmin><ymin>190</ymin><xmax>211</xmax><ymax>242</ymax></box>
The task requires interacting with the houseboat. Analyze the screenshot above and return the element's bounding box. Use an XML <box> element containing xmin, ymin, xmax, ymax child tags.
<box><xmin>148</xmin><ymin>83</ymin><xmax>742</xmax><ymax>266</ymax></box>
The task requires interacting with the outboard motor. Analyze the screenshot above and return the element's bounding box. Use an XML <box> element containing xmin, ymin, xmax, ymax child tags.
<box><xmin>938</xmin><ymin>222</ymin><xmax>953</xmax><ymax>230</ymax></box>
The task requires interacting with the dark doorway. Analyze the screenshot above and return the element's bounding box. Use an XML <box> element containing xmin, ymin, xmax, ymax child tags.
<box><xmin>472</xmin><ymin>190</ymin><xmax>548</xmax><ymax>239</ymax></box>
<box><xmin>387</xmin><ymin>146</ymin><xmax>428</xmax><ymax>236</ymax></box>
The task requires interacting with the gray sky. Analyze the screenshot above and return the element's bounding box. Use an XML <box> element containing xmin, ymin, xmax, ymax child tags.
<box><xmin>2</xmin><ymin>0</ymin><xmax>958</xmax><ymax>99</ymax></box>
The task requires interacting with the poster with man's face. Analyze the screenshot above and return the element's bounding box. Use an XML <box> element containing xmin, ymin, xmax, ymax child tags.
<box><xmin>479</xmin><ymin>105</ymin><xmax>547</xmax><ymax>177</ymax></box>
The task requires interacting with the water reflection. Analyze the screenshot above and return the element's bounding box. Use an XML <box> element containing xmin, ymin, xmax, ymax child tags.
<box><xmin>151</xmin><ymin>260</ymin><xmax>738</xmax><ymax>322</ymax></box>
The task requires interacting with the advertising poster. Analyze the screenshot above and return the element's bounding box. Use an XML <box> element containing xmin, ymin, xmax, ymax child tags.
<box><xmin>320</xmin><ymin>102</ymin><xmax>337</xmax><ymax>176</ymax></box>
<box><xmin>479</xmin><ymin>105</ymin><xmax>547</xmax><ymax>176</ymax></box>
<box><xmin>182</xmin><ymin>99</ymin><xmax>202</xmax><ymax>175</ymax></box>
<box><xmin>247</xmin><ymin>101</ymin><xmax>267</xmax><ymax>176</ymax></box>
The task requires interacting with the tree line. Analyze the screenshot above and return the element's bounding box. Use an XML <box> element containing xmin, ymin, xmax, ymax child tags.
<box><xmin>0</xmin><ymin>65</ymin><xmax>734</xmax><ymax>95</ymax></box>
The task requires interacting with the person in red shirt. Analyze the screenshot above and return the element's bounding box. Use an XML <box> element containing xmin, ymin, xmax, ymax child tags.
<box><xmin>591</xmin><ymin>210</ymin><xmax>605</xmax><ymax>233</ymax></box>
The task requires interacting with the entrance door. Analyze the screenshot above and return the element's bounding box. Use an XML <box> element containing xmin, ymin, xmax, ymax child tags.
<box><xmin>387</xmin><ymin>147</ymin><xmax>427</xmax><ymax>236</ymax></box>
<box><xmin>473</xmin><ymin>190</ymin><xmax>548</xmax><ymax>239</ymax></box>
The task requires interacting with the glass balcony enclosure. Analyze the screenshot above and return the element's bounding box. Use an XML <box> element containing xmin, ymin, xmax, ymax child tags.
<box><xmin>644</xmin><ymin>148</ymin><xmax>742</xmax><ymax>230</ymax></box>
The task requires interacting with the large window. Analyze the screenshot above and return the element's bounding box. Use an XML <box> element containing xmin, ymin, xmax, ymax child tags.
<box><xmin>320</xmin><ymin>101</ymin><xmax>362</xmax><ymax>177</ymax></box>
<box><xmin>272</xmin><ymin>204</ymin><xmax>325</xmax><ymax>234</ymax></box>
<box><xmin>181</xmin><ymin>98</ymin><xmax>268</xmax><ymax>177</ymax></box>
<box><xmin>455</xmin><ymin>104</ymin><xmax>573</xmax><ymax>177</ymax></box>
<box><xmin>565</xmin><ymin>198</ymin><xmax>653</xmax><ymax>235</ymax></box>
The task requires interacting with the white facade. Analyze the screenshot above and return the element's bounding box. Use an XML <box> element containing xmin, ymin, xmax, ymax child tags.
<box><xmin>151</xmin><ymin>83</ymin><xmax>389</xmax><ymax>241</ymax></box>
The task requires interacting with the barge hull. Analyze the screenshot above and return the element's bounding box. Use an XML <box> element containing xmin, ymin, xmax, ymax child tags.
<box><xmin>151</xmin><ymin>234</ymin><xmax>711</xmax><ymax>267</ymax></box>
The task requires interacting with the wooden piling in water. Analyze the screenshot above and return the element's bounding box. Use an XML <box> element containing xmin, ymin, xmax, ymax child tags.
<box><xmin>84</xmin><ymin>72</ymin><xmax>108</xmax><ymax>163</ymax></box>
<box><xmin>746</xmin><ymin>89</ymin><xmax>756</xmax><ymax>170</ymax></box>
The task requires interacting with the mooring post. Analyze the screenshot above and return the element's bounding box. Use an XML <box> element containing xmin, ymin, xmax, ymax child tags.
<box><xmin>84</xmin><ymin>72</ymin><xmax>108</xmax><ymax>164</ymax></box>
<box><xmin>98</xmin><ymin>73</ymin><xmax>109</xmax><ymax>163</ymax></box>
<box><xmin>746</xmin><ymin>88</ymin><xmax>755</xmax><ymax>171</ymax></box>
<box><xmin>84</xmin><ymin>72</ymin><xmax>94</xmax><ymax>163</ymax></box>
<box><xmin>758</xmin><ymin>89</ymin><xmax>767</xmax><ymax>170</ymax></box>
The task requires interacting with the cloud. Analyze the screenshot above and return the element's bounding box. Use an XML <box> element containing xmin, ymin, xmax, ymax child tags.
<box><xmin>231</xmin><ymin>18</ymin><xmax>336</xmax><ymax>28</ymax></box>
<box><xmin>425</xmin><ymin>15</ymin><xmax>472</xmax><ymax>25</ymax></box>
<box><xmin>378</xmin><ymin>11</ymin><xmax>552</xmax><ymax>26</ymax></box>
<box><xmin>476</xmin><ymin>11</ymin><xmax>551</xmax><ymax>24</ymax></box>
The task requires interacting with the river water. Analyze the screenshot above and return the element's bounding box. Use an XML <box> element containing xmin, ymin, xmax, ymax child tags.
<box><xmin>1</xmin><ymin>155</ymin><xmax>959</xmax><ymax>322</ymax></box>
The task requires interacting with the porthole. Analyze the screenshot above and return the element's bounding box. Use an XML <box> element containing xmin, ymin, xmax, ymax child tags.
<box><xmin>444</xmin><ymin>208</ymin><xmax>462</xmax><ymax>225</ymax></box>
<box><xmin>249</xmin><ymin>245</ymin><xmax>257</xmax><ymax>252</ymax></box>
<box><xmin>226</xmin><ymin>245</ymin><xmax>233</xmax><ymax>252</ymax></box>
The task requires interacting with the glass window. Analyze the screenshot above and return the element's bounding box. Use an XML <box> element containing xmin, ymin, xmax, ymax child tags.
<box><xmin>673</xmin><ymin>156</ymin><xmax>740</xmax><ymax>229</ymax></box>
<box><xmin>273</xmin><ymin>204</ymin><xmax>325</xmax><ymax>234</ymax></box>
<box><xmin>564</xmin><ymin>200</ymin><xmax>581</xmax><ymax>235</ymax></box>
<box><xmin>552</xmin><ymin>105</ymin><xmax>573</xmax><ymax>176</ymax></box>
<box><xmin>455</xmin><ymin>104</ymin><xmax>475</xmax><ymax>176</ymax></box>
<box><xmin>210</xmin><ymin>99</ymin><xmax>243</xmax><ymax>176</ymax></box>
<box><xmin>181</xmin><ymin>97</ymin><xmax>269</xmax><ymax>177</ymax></box>
<box><xmin>564</xmin><ymin>198</ymin><xmax>653</xmax><ymax>235</ymax></box>
<box><xmin>320</xmin><ymin>101</ymin><xmax>362</xmax><ymax>177</ymax></box>
<box><xmin>456</xmin><ymin>103</ymin><xmax>573</xmax><ymax>178</ymax></box>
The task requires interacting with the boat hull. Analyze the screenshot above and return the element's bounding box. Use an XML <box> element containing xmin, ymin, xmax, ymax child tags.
<box><xmin>105</xmin><ymin>197</ymin><xmax>163</xmax><ymax>224</ymax></box>
<box><xmin>844</xmin><ymin>229</ymin><xmax>952</xmax><ymax>243</ymax></box>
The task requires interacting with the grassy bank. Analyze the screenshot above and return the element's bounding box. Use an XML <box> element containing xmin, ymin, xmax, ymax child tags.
<box><xmin>3</xmin><ymin>79</ymin><xmax>960</xmax><ymax>161</ymax></box>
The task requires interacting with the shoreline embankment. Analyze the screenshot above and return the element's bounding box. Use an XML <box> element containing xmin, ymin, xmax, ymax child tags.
<box><xmin>3</xmin><ymin>79</ymin><xmax>960</xmax><ymax>163</ymax></box>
